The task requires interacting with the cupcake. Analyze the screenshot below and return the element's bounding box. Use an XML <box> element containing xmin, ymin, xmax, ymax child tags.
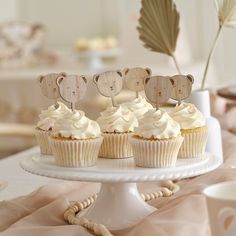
<box><xmin>122</xmin><ymin>95</ymin><xmax>153</xmax><ymax>120</ymax></box>
<box><xmin>170</xmin><ymin>102</ymin><xmax>208</xmax><ymax>158</ymax></box>
<box><xmin>129</xmin><ymin>109</ymin><xmax>183</xmax><ymax>168</ymax></box>
<box><xmin>50</xmin><ymin>110</ymin><xmax>103</xmax><ymax>167</ymax></box>
<box><xmin>97</xmin><ymin>104</ymin><xmax>138</xmax><ymax>158</ymax></box>
<box><xmin>35</xmin><ymin>102</ymin><xmax>71</xmax><ymax>155</ymax></box>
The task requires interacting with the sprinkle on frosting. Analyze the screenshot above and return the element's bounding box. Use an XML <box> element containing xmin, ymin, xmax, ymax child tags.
<box><xmin>134</xmin><ymin>109</ymin><xmax>181</xmax><ymax>139</ymax></box>
<box><xmin>122</xmin><ymin>95</ymin><xmax>153</xmax><ymax>120</ymax></box>
<box><xmin>52</xmin><ymin>110</ymin><xmax>101</xmax><ymax>139</ymax></box>
<box><xmin>170</xmin><ymin>102</ymin><xmax>206</xmax><ymax>129</ymax></box>
<box><xmin>96</xmin><ymin>105</ymin><xmax>138</xmax><ymax>133</ymax></box>
<box><xmin>37</xmin><ymin>102</ymin><xmax>71</xmax><ymax>131</ymax></box>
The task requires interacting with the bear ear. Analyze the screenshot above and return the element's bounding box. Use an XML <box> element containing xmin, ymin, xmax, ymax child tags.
<box><xmin>116</xmin><ymin>70</ymin><xmax>123</xmax><ymax>77</ymax></box>
<box><xmin>145</xmin><ymin>68</ymin><xmax>152</xmax><ymax>76</ymax></box>
<box><xmin>56</xmin><ymin>76</ymin><xmax>64</xmax><ymax>86</ymax></box>
<box><xmin>93</xmin><ymin>74</ymin><xmax>100</xmax><ymax>84</ymax></box>
<box><xmin>59</xmin><ymin>72</ymin><xmax>67</xmax><ymax>77</ymax></box>
<box><xmin>144</xmin><ymin>77</ymin><xmax>150</xmax><ymax>85</ymax></box>
<box><xmin>123</xmin><ymin>68</ymin><xmax>129</xmax><ymax>75</ymax></box>
<box><xmin>80</xmin><ymin>75</ymin><xmax>87</xmax><ymax>84</ymax></box>
<box><xmin>38</xmin><ymin>75</ymin><xmax>44</xmax><ymax>84</ymax></box>
<box><xmin>187</xmin><ymin>74</ymin><xmax>194</xmax><ymax>84</ymax></box>
<box><xmin>170</xmin><ymin>78</ymin><xmax>175</xmax><ymax>86</ymax></box>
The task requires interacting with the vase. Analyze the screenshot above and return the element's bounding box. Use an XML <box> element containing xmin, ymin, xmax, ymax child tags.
<box><xmin>187</xmin><ymin>90</ymin><xmax>223</xmax><ymax>162</ymax></box>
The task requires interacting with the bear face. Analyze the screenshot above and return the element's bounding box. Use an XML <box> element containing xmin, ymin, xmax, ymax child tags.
<box><xmin>38</xmin><ymin>72</ymin><xmax>66</xmax><ymax>99</ymax></box>
<box><xmin>144</xmin><ymin>76</ymin><xmax>172</xmax><ymax>106</ymax></box>
<box><xmin>170</xmin><ymin>74</ymin><xmax>194</xmax><ymax>101</ymax></box>
<box><xmin>93</xmin><ymin>70</ymin><xmax>123</xmax><ymax>98</ymax></box>
<box><xmin>57</xmin><ymin>74</ymin><xmax>87</xmax><ymax>104</ymax></box>
<box><xmin>124</xmin><ymin>67</ymin><xmax>151</xmax><ymax>92</ymax></box>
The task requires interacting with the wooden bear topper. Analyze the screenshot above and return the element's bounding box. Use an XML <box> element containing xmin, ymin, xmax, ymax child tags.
<box><xmin>38</xmin><ymin>72</ymin><xmax>66</xmax><ymax>100</ymax></box>
<box><xmin>57</xmin><ymin>74</ymin><xmax>87</xmax><ymax>111</ymax></box>
<box><xmin>170</xmin><ymin>74</ymin><xmax>194</xmax><ymax>104</ymax></box>
<box><xmin>124</xmin><ymin>67</ymin><xmax>152</xmax><ymax>98</ymax></box>
<box><xmin>144</xmin><ymin>76</ymin><xmax>172</xmax><ymax>109</ymax></box>
<box><xmin>93</xmin><ymin>70</ymin><xmax>123</xmax><ymax>107</ymax></box>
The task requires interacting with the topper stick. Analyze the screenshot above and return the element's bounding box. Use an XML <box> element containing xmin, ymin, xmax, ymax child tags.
<box><xmin>71</xmin><ymin>102</ymin><xmax>75</xmax><ymax>111</ymax></box>
<box><xmin>111</xmin><ymin>96</ymin><xmax>118</xmax><ymax>107</ymax></box>
<box><xmin>155</xmin><ymin>100</ymin><xmax>159</xmax><ymax>111</ymax></box>
<box><xmin>54</xmin><ymin>99</ymin><xmax>58</xmax><ymax>108</ymax></box>
<box><xmin>178</xmin><ymin>93</ymin><xmax>181</xmax><ymax>105</ymax></box>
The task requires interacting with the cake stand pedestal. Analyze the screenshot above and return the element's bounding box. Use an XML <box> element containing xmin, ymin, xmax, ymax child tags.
<box><xmin>21</xmin><ymin>152</ymin><xmax>222</xmax><ymax>231</ymax></box>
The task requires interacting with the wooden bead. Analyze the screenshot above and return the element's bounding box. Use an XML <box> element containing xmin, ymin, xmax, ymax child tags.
<box><xmin>161</xmin><ymin>188</ymin><xmax>172</xmax><ymax>197</ymax></box>
<box><xmin>158</xmin><ymin>191</ymin><xmax>163</xmax><ymax>197</ymax></box>
<box><xmin>146</xmin><ymin>194</ymin><xmax>151</xmax><ymax>201</ymax></box>
<box><xmin>71</xmin><ymin>205</ymin><xmax>79</xmax><ymax>212</ymax></box>
<box><xmin>151</xmin><ymin>193</ymin><xmax>156</xmax><ymax>199</ymax></box>
<box><xmin>153</xmin><ymin>192</ymin><xmax>159</xmax><ymax>198</ymax></box>
<box><xmin>76</xmin><ymin>202</ymin><xmax>84</xmax><ymax>210</ymax></box>
<box><xmin>80</xmin><ymin>217</ymin><xmax>89</xmax><ymax>225</ymax></box>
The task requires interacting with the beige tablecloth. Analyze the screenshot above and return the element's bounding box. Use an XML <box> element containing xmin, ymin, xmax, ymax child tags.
<box><xmin>1</xmin><ymin>109</ymin><xmax>236</xmax><ymax>236</ymax></box>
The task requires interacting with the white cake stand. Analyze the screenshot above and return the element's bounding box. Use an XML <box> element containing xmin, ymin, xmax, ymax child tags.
<box><xmin>20</xmin><ymin>152</ymin><xmax>222</xmax><ymax>231</ymax></box>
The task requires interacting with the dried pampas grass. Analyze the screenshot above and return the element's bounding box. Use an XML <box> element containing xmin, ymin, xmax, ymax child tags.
<box><xmin>201</xmin><ymin>0</ymin><xmax>236</xmax><ymax>89</ymax></box>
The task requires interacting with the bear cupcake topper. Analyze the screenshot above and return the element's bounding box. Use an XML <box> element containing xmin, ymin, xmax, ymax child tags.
<box><xmin>124</xmin><ymin>67</ymin><xmax>152</xmax><ymax>98</ymax></box>
<box><xmin>170</xmin><ymin>74</ymin><xmax>194</xmax><ymax>105</ymax></box>
<box><xmin>144</xmin><ymin>76</ymin><xmax>173</xmax><ymax>110</ymax></box>
<box><xmin>38</xmin><ymin>72</ymin><xmax>66</xmax><ymax>106</ymax></box>
<box><xmin>93</xmin><ymin>70</ymin><xmax>123</xmax><ymax>107</ymax></box>
<box><xmin>56</xmin><ymin>74</ymin><xmax>87</xmax><ymax>111</ymax></box>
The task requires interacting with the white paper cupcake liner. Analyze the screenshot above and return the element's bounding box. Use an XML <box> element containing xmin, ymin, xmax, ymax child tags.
<box><xmin>99</xmin><ymin>133</ymin><xmax>133</xmax><ymax>159</ymax></box>
<box><xmin>179</xmin><ymin>127</ymin><xmax>208</xmax><ymax>158</ymax></box>
<box><xmin>130</xmin><ymin>136</ymin><xmax>184</xmax><ymax>168</ymax></box>
<box><xmin>50</xmin><ymin>137</ymin><xmax>103</xmax><ymax>167</ymax></box>
<box><xmin>35</xmin><ymin>129</ymin><xmax>52</xmax><ymax>155</ymax></box>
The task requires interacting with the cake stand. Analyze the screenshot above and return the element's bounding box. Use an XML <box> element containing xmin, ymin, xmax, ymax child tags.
<box><xmin>20</xmin><ymin>152</ymin><xmax>222</xmax><ymax>231</ymax></box>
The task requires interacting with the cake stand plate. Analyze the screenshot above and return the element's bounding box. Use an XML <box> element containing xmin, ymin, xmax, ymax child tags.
<box><xmin>21</xmin><ymin>152</ymin><xmax>222</xmax><ymax>230</ymax></box>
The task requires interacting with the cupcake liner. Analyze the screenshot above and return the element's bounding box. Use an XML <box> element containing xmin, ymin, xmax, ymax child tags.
<box><xmin>99</xmin><ymin>133</ymin><xmax>133</xmax><ymax>159</ymax></box>
<box><xmin>130</xmin><ymin>136</ymin><xmax>184</xmax><ymax>168</ymax></box>
<box><xmin>50</xmin><ymin>137</ymin><xmax>103</xmax><ymax>167</ymax></box>
<box><xmin>35</xmin><ymin>129</ymin><xmax>52</xmax><ymax>155</ymax></box>
<box><xmin>179</xmin><ymin>127</ymin><xmax>208</xmax><ymax>158</ymax></box>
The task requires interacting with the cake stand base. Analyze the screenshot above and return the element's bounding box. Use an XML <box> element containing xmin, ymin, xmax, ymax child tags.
<box><xmin>78</xmin><ymin>182</ymin><xmax>156</xmax><ymax>231</ymax></box>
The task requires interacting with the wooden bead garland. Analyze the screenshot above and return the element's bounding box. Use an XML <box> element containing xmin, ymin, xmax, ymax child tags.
<box><xmin>64</xmin><ymin>181</ymin><xmax>179</xmax><ymax>236</ymax></box>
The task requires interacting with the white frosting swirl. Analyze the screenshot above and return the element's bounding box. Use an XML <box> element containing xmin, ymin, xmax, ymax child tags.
<box><xmin>97</xmin><ymin>105</ymin><xmax>138</xmax><ymax>132</ymax></box>
<box><xmin>52</xmin><ymin>110</ymin><xmax>101</xmax><ymax>139</ymax></box>
<box><xmin>134</xmin><ymin>109</ymin><xmax>181</xmax><ymax>139</ymax></box>
<box><xmin>122</xmin><ymin>95</ymin><xmax>153</xmax><ymax>120</ymax></box>
<box><xmin>170</xmin><ymin>103</ymin><xmax>206</xmax><ymax>129</ymax></box>
<box><xmin>37</xmin><ymin>102</ymin><xmax>71</xmax><ymax>131</ymax></box>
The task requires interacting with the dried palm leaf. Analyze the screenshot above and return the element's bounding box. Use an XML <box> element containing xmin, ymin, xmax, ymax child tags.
<box><xmin>201</xmin><ymin>0</ymin><xmax>236</xmax><ymax>89</ymax></box>
<box><xmin>137</xmin><ymin>0</ymin><xmax>181</xmax><ymax>73</ymax></box>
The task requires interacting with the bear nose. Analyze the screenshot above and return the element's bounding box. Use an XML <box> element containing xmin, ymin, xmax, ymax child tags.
<box><xmin>73</xmin><ymin>91</ymin><xmax>76</xmax><ymax>95</ymax></box>
<box><xmin>178</xmin><ymin>89</ymin><xmax>181</xmax><ymax>93</ymax></box>
<box><xmin>53</xmin><ymin>88</ymin><xmax>57</xmax><ymax>92</ymax></box>
<box><xmin>110</xmin><ymin>86</ymin><xmax>113</xmax><ymax>90</ymax></box>
<box><xmin>158</xmin><ymin>91</ymin><xmax>162</xmax><ymax>96</ymax></box>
